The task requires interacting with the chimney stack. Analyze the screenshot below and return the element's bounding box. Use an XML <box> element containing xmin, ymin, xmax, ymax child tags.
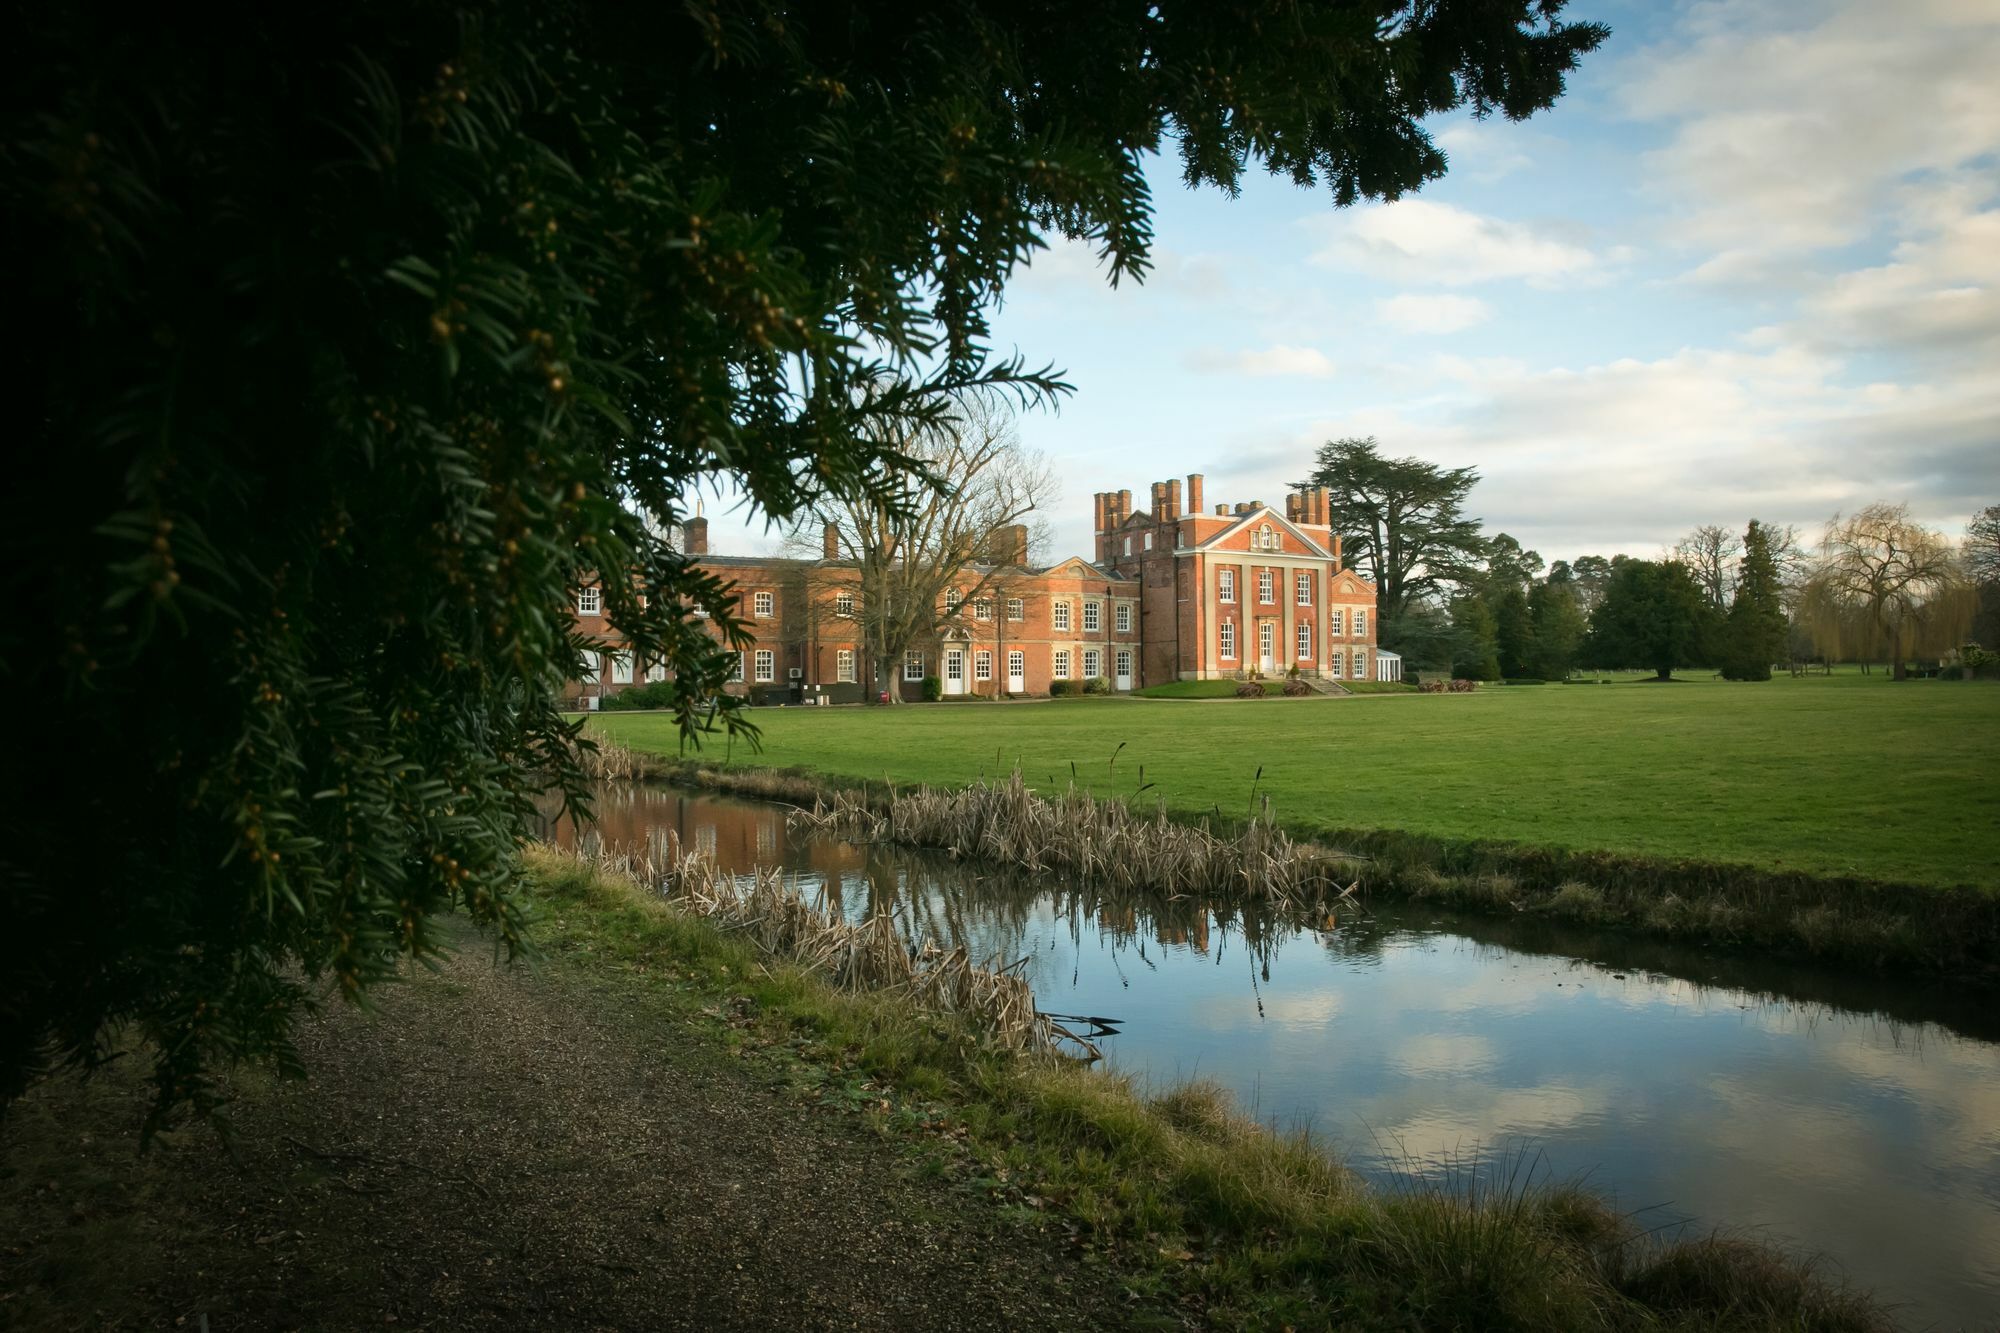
<box><xmin>1187</xmin><ymin>473</ymin><xmax>1204</xmax><ymax>514</ymax></box>
<box><xmin>1008</xmin><ymin>523</ymin><xmax>1030</xmax><ymax>566</ymax></box>
<box><xmin>1333</xmin><ymin>534</ymin><xmax>1343</xmax><ymax>571</ymax></box>
<box><xmin>684</xmin><ymin>515</ymin><xmax>709</xmax><ymax>556</ymax></box>
<box><xmin>822</xmin><ymin>522</ymin><xmax>839</xmax><ymax>560</ymax></box>
<box><xmin>1317</xmin><ymin>488</ymin><xmax>1332</xmax><ymax>526</ymax></box>
<box><xmin>1285</xmin><ymin>493</ymin><xmax>1303</xmax><ymax>524</ymax></box>
<box><xmin>1167</xmin><ymin>478</ymin><xmax>1182</xmax><ymax>521</ymax></box>
<box><xmin>1215</xmin><ymin>503</ymin><xmax>1229</xmax><ymax>516</ymax></box>
<box><xmin>1093</xmin><ymin>492</ymin><xmax>1108</xmax><ymax>534</ymax></box>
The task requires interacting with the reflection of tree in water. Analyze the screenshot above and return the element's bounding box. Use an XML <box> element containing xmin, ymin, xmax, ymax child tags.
<box><xmin>541</xmin><ymin>782</ymin><xmax>1360</xmax><ymax>1009</ymax></box>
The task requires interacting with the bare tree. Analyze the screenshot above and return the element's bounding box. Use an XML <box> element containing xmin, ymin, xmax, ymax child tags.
<box><xmin>1967</xmin><ymin>504</ymin><xmax>2000</xmax><ymax>587</ymax></box>
<box><xmin>1803</xmin><ymin>504</ymin><xmax>1968</xmax><ymax>678</ymax></box>
<box><xmin>1674</xmin><ymin>524</ymin><xmax>1742</xmax><ymax>612</ymax></box>
<box><xmin>791</xmin><ymin>393</ymin><xmax>1055</xmax><ymax>702</ymax></box>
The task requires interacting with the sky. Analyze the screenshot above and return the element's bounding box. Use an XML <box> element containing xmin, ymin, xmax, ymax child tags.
<box><xmin>702</xmin><ymin>0</ymin><xmax>2000</xmax><ymax>569</ymax></box>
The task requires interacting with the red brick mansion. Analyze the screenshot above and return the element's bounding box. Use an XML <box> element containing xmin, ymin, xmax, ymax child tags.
<box><xmin>568</xmin><ymin>473</ymin><xmax>1387</xmax><ymax>705</ymax></box>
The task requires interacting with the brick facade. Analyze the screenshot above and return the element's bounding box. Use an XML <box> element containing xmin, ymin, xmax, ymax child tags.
<box><xmin>568</xmin><ymin>478</ymin><xmax>1377</xmax><ymax>704</ymax></box>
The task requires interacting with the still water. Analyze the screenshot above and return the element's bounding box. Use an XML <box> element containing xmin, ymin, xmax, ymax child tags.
<box><xmin>547</xmin><ymin>783</ymin><xmax>2000</xmax><ymax>1329</ymax></box>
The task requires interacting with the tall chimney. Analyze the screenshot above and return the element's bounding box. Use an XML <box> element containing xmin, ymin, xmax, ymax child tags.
<box><xmin>1333</xmin><ymin>534</ymin><xmax>1343</xmax><ymax>571</ymax></box>
<box><xmin>1093</xmin><ymin>492</ymin><xmax>1108</xmax><ymax>534</ymax></box>
<box><xmin>822</xmin><ymin>522</ymin><xmax>839</xmax><ymax>560</ymax></box>
<box><xmin>1118</xmin><ymin>490</ymin><xmax>1132</xmax><ymax>526</ymax></box>
<box><xmin>684</xmin><ymin>515</ymin><xmax>709</xmax><ymax>556</ymax></box>
<box><xmin>1187</xmin><ymin>473</ymin><xmax>1204</xmax><ymax>515</ymax></box>
<box><xmin>1285</xmin><ymin>493</ymin><xmax>1302</xmax><ymax>524</ymax></box>
<box><xmin>1317</xmin><ymin>487</ymin><xmax>1331</xmax><ymax>526</ymax></box>
<box><xmin>1010</xmin><ymin>523</ymin><xmax>1030</xmax><ymax>567</ymax></box>
<box><xmin>1167</xmin><ymin>478</ymin><xmax>1182</xmax><ymax>521</ymax></box>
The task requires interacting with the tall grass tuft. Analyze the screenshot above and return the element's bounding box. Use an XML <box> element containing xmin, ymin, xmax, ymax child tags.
<box><xmin>541</xmin><ymin>837</ymin><xmax>1090</xmax><ymax>1058</ymax></box>
<box><xmin>794</xmin><ymin>768</ymin><xmax>1361</xmax><ymax>915</ymax></box>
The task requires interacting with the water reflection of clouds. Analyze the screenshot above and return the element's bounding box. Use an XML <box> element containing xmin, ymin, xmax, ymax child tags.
<box><xmin>561</xmin><ymin>788</ymin><xmax>2000</xmax><ymax>1329</ymax></box>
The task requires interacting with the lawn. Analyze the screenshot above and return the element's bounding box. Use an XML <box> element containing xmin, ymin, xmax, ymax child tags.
<box><xmin>591</xmin><ymin>676</ymin><xmax>2000</xmax><ymax>889</ymax></box>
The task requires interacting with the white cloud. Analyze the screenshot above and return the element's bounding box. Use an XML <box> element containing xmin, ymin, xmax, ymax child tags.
<box><xmin>1434</xmin><ymin>121</ymin><xmax>1535</xmax><ymax>183</ymax></box>
<box><xmin>1804</xmin><ymin>206</ymin><xmax>2000</xmax><ymax>361</ymax></box>
<box><xmin>1623</xmin><ymin>0</ymin><xmax>2000</xmax><ymax>259</ymax></box>
<box><xmin>1377</xmin><ymin>293</ymin><xmax>1493</xmax><ymax>335</ymax></box>
<box><xmin>1200</xmin><ymin>335</ymin><xmax>1996</xmax><ymax>562</ymax></box>
<box><xmin>1311</xmin><ymin>199</ymin><xmax>1603</xmax><ymax>287</ymax></box>
<box><xmin>1187</xmin><ymin>344</ymin><xmax>1336</xmax><ymax>378</ymax></box>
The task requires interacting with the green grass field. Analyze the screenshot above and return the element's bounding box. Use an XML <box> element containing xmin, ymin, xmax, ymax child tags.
<box><xmin>591</xmin><ymin>676</ymin><xmax>2000</xmax><ymax>889</ymax></box>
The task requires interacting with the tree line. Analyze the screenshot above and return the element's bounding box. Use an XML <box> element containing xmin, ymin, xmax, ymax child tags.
<box><xmin>1302</xmin><ymin>438</ymin><xmax>1996</xmax><ymax>682</ymax></box>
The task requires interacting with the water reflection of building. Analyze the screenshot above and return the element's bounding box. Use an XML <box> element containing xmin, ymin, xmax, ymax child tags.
<box><xmin>1155</xmin><ymin>914</ymin><xmax>1211</xmax><ymax>954</ymax></box>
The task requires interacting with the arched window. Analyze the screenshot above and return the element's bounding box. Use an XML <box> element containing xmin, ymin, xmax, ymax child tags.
<box><xmin>1257</xmin><ymin>524</ymin><xmax>1274</xmax><ymax>551</ymax></box>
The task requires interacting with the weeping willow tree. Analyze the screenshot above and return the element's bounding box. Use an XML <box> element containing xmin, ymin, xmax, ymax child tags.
<box><xmin>1800</xmin><ymin>505</ymin><xmax>1972</xmax><ymax>677</ymax></box>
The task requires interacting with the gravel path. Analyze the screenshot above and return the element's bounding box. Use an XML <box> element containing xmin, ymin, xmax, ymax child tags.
<box><xmin>2</xmin><ymin>929</ymin><xmax>1155</xmax><ymax>1331</ymax></box>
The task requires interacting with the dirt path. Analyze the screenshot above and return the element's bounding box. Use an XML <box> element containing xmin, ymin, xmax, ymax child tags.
<box><xmin>1</xmin><ymin>927</ymin><xmax>1151</xmax><ymax>1331</ymax></box>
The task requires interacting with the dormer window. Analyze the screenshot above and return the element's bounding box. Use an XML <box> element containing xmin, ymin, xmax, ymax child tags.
<box><xmin>1256</xmin><ymin>524</ymin><xmax>1281</xmax><ymax>552</ymax></box>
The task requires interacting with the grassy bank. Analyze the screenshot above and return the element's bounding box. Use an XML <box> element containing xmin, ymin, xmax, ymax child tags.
<box><xmin>591</xmin><ymin>675</ymin><xmax>1996</xmax><ymax>888</ymax></box>
<box><xmin>0</xmin><ymin>852</ymin><xmax>1896</xmax><ymax>1329</ymax></box>
<box><xmin>586</xmin><ymin>675</ymin><xmax>2000</xmax><ymax>978</ymax></box>
<box><xmin>524</xmin><ymin>850</ymin><xmax>1887</xmax><ymax>1330</ymax></box>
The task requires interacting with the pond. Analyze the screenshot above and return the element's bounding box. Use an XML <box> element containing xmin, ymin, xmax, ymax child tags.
<box><xmin>544</xmin><ymin>782</ymin><xmax>2000</xmax><ymax>1330</ymax></box>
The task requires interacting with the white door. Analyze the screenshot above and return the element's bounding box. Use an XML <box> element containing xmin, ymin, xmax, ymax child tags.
<box><xmin>1259</xmin><ymin>622</ymin><xmax>1275</xmax><ymax>674</ymax></box>
<box><xmin>943</xmin><ymin>649</ymin><xmax>966</xmax><ymax>695</ymax></box>
<box><xmin>1115</xmin><ymin>649</ymin><xmax>1134</xmax><ymax>692</ymax></box>
<box><xmin>1007</xmin><ymin>650</ymin><xmax>1025</xmax><ymax>694</ymax></box>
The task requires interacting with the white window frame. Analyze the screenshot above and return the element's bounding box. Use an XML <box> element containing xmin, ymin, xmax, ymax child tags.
<box><xmin>753</xmin><ymin>590</ymin><xmax>774</xmax><ymax>618</ymax></box>
<box><xmin>835</xmin><ymin>591</ymin><xmax>855</xmax><ymax>617</ymax></box>
<box><xmin>974</xmin><ymin>650</ymin><xmax>993</xmax><ymax>682</ymax></box>
<box><xmin>903</xmin><ymin>650</ymin><xmax>925</xmax><ymax>682</ymax></box>
<box><xmin>1352</xmin><ymin>649</ymin><xmax>1368</xmax><ymax>680</ymax></box>
<box><xmin>610</xmin><ymin>651</ymin><xmax>634</xmax><ymax>684</ymax></box>
<box><xmin>646</xmin><ymin>658</ymin><xmax>667</xmax><ymax>683</ymax></box>
<box><xmin>837</xmin><ymin>649</ymin><xmax>856</xmax><ymax>683</ymax></box>
<box><xmin>1330</xmin><ymin>649</ymin><xmax>1344</xmax><ymax>678</ymax></box>
<box><xmin>1115</xmin><ymin>603</ymin><xmax>1132</xmax><ymax>633</ymax></box>
<box><xmin>1082</xmin><ymin>601</ymin><xmax>1101</xmax><ymax>633</ymax></box>
<box><xmin>579</xmin><ymin>654</ymin><xmax>600</xmax><ymax>685</ymax></box>
<box><xmin>974</xmin><ymin>598</ymin><xmax>992</xmax><ymax>621</ymax></box>
<box><xmin>1052</xmin><ymin>601</ymin><xmax>1072</xmax><ymax>632</ymax></box>
<box><xmin>754</xmin><ymin>649</ymin><xmax>775</xmax><ymax>682</ymax></box>
<box><xmin>727</xmin><ymin>652</ymin><xmax>745</xmax><ymax>683</ymax></box>
<box><xmin>1007</xmin><ymin>649</ymin><xmax>1025</xmax><ymax>680</ymax></box>
<box><xmin>576</xmin><ymin>587</ymin><xmax>602</xmax><ymax>616</ymax></box>
<box><xmin>1052</xmin><ymin>649</ymin><xmax>1071</xmax><ymax>681</ymax></box>
<box><xmin>1115</xmin><ymin>648</ymin><xmax>1132</xmax><ymax>680</ymax></box>
<box><xmin>1082</xmin><ymin>648</ymin><xmax>1101</xmax><ymax>680</ymax></box>
<box><xmin>1330</xmin><ymin>608</ymin><xmax>1345</xmax><ymax>636</ymax></box>
<box><xmin>1123</xmin><ymin>536</ymin><xmax>1132</xmax><ymax>556</ymax></box>
<box><xmin>1296</xmin><ymin>621</ymin><xmax>1312</xmax><ymax>661</ymax></box>
<box><xmin>1007</xmin><ymin>597</ymin><xmax>1024</xmax><ymax>622</ymax></box>
<box><xmin>1260</xmin><ymin>621</ymin><xmax>1275</xmax><ymax>661</ymax></box>
<box><xmin>1143</xmin><ymin>531</ymin><xmax>1154</xmax><ymax>550</ymax></box>
<box><xmin>1220</xmin><ymin>620</ymin><xmax>1236</xmax><ymax>660</ymax></box>
<box><xmin>1355</xmin><ymin>609</ymin><xmax>1368</xmax><ymax>638</ymax></box>
<box><xmin>944</xmin><ymin>588</ymin><xmax>962</xmax><ymax>614</ymax></box>
<box><xmin>1258</xmin><ymin>569</ymin><xmax>1274</xmax><ymax>604</ymax></box>
<box><xmin>1296</xmin><ymin>572</ymin><xmax>1312</xmax><ymax>606</ymax></box>
<box><xmin>1219</xmin><ymin>569</ymin><xmax>1236</xmax><ymax>603</ymax></box>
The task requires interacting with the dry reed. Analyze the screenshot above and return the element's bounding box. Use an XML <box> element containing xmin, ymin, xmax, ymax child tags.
<box><xmin>546</xmin><ymin>832</ymin><xmax>1095</xmax><ymax>1058</ymax></box>
<box><xmin>793</xmin><ymin>769</ymin><xmax>1362</xmax><ymax>915</ymax></box>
